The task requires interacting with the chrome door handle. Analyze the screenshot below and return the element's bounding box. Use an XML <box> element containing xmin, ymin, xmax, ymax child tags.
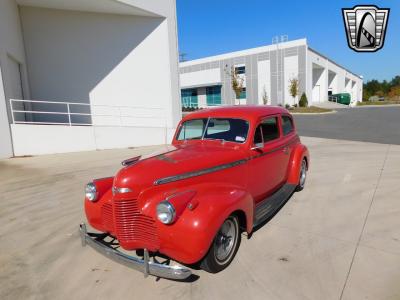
<box><xmin>282</xmin><ymin>147</ymin><xmax>289</xmax><ymax>155</ymax></box>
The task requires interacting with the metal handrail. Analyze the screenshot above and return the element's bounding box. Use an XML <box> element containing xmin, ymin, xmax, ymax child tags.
<box><xmin>181</xmin><ymin>98</ymin><xmax>224</xmax><ymax>108</ymax></box>
<box><xmin>10</xmin><ymin>99</ymin><xmax>166</xmax><ymax>127</ymax></box>
<box><xmin>328</xmin><ymin>96</ymin><xmax>338</xmax><ymax>103</ymax></box>
<box><xmin>10</xmin><ymin>98</ymin><xmax>163</xmax><ymax>110</ymax></box>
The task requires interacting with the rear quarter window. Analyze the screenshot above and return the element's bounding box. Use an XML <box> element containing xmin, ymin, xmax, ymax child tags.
<box><xmin>282</xmin><ymin>115</ymin><xmax>294</xmax><ymax>136</ymax></box>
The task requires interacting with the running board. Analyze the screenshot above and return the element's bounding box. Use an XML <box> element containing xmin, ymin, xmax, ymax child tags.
<box><xmin>253</xmin><ymin>184</ymin><xmax>296</xmax><ymax>227</ymax></box>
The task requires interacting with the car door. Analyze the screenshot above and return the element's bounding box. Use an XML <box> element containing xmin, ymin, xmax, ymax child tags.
<box><xmin>280</xmin><ymin>114</ymin><xmax>297</xmax><ymax>173</ymax></box>
<box><xmin>247</xmin><ymin>115</ymin><xmax>289</xmax><ymax>203</ymax></box>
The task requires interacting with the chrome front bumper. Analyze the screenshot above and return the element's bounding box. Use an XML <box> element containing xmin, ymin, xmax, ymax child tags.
<box><xmin>79</xmin><ymin>223</ymin><xmax>192</xmax><ymax>280</ymax></box>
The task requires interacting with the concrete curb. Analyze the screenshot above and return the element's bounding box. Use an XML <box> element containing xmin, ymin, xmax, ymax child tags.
<box><xmin>290</xmin><ymin>110</ymin><xmax>337</xmax><ymax>115</ymax></box>
<box><xmin>355</xmin><ymin>104</ymin><xmax>400</xmax><ymax>108</ymax></box>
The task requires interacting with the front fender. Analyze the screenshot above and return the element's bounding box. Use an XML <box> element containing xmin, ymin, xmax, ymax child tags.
<box><xmin>287</xmin><ymin>143</ymin><xmax>310</xmax><ymax>185</ymax></box>
<box><xmin>140</xmin><ymin>183</ymin><xmax>254</xmax><ymax>264</ymax></box>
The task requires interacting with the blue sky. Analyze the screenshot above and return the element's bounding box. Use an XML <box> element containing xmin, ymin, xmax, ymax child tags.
<box><xmin>176</xmin><ymin>0</ymin><xmax>399</xmax><ymax>82</ymax></box>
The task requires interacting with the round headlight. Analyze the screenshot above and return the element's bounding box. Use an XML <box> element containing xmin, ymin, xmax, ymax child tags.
<box><xmin>85</xmin><ymin>182</ymin><xmax>98</xmax><ymax>202</ymax></box>
<box><xmin>156</xmin><ymin>201</ymin><xmax>176</xmax><ymax>224</ymax></box>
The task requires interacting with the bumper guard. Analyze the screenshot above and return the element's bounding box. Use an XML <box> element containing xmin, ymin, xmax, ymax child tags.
<box><xmin>79</xmin><ymin>223</ymin><xmax>192</xmax><ymax>280</ymax></box>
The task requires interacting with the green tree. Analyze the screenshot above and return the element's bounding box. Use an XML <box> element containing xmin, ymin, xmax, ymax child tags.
<box><xmin>390</xmin><ymin>76</ymin><xmax>400</xmax><ymax>87</ymax></box>
<box><xmin>363</xmin><ymin>76</ymin><xmax>400</xmax><ymax>99</ymax></box>
<box><xmin>388</xmin><ymin>85</ymin><xmax>400</xmax><ymax>99</ymax></box>
<box><xmin>299</xmin><ymin>92</ymin><xmax>308</xmax><ymax>107</ymax></box>
<box><xmin>376</xmin><ymin>90</ymin><xmax>385</xmax><ymax>97</ymax></box>
<box><xmin>363</xmin><ymin>89</ymin><xmax>371</xmax><ymax>101</ymax></box>
<box><xmin>288</xmin><ymin>78</ymin><xmax>299</xmax><ymax>105</ymax></box>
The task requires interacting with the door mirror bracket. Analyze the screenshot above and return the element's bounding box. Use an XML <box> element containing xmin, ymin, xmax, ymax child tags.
<box><xmin>251</xmin><ymin>143</ymin><xmax>264</xmax><ymax>152</ymax></box>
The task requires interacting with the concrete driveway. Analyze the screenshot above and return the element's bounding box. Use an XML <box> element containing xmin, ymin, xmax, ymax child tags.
<box><xmin>1</xmin><ymin>137</ymin><xmax>399</xmax><ymax>300</ymax></box>
<box><xmin>294</xmin><ymin>106</ymin><xmax>400</xmax><ymax>145</ymax></box>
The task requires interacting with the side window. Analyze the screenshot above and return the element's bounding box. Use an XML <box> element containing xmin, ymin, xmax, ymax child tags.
<box><xmin>282</xmin><ymin>115</ymin><xmax>294</xmax><ymax>136</ymax></box>
<box><xmin>261</xmin><ymin>117</ymin><xmax>279</xmax><ymax>142</ymax></box>
<box><xmin>253</xmin><ymin>125</ymin><xmax>263</xmax><ymax>145</ymax></box>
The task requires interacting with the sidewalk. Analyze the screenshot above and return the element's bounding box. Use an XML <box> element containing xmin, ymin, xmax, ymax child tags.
<box><xmin>0</xmin><ymin>137</ymin><xmax>399</xmax><ymax>299</ymax></box>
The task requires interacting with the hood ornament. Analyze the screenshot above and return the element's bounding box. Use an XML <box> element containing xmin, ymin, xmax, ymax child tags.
<box><xmin>112</xmin><ymin>187</ymin><xmax>133</xmax><ymax>195</ymax></box>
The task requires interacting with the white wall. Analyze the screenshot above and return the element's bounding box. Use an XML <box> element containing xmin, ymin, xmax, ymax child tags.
<box><xmin>0</xmin><ymin>67</ymin><xmax>13</xmax><ymax>158</ymax></box>
<box><xmin>20</xmin><ymin>4</ymin><xmax>180</xmax><ymax>139</ymax></box>
<box><xmin>307</xmin><ymin>49</ymin><xmax>362</xmax><ymax>105</ymax></box>
<box><xmin>0</xmin><ymin>0</ymin><xmax>31</xmax><ymax>158</ymax></box>
<box><xmin>180</xmin><ymin>68</ymin><xmax>221</xmax><ymax>88</ymax></box>
<box><xmin>257</xmin><ymin>60</ymin><xmax>271</xmax><ymax>105</ymax></box>
<box><xmin>0</xmin><ymin>0</ymin><xmax>180</xmax><ymax>158</ymax></box>
<box><xmin>11</xmin><ymin>124</ymin><xmax>167</xmax><ymax>156</ymax></box>
<box><xmin>284</xmin><ymin>55</ymin><xmax>298</xmax><ymax>105</ymax></box>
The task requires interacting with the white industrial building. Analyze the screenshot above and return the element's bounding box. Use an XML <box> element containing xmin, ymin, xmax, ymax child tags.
<box><xmin>0</xmin><ymin>0</ymin><xmax>180</xmax><ymax>158</ymax></box>
<box><xmin>179</xmin><ymin>39</ymin><xmax>363</xmax><ymax>108</ymax></box>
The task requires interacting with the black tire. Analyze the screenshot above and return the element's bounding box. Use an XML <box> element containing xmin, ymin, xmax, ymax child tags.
<box><xmin>296</xmin><ymin>159</ymin><xmax>307</xmax><ymax>191</ymax></box>
<box><xmin>200</xmin><ymin>215</ymin><xmax>241</xmax><ymax>273</ymax></box>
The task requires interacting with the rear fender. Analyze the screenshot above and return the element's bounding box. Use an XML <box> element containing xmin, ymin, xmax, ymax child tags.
<box><xmin>287</xmin><ymin>144</ymin><xmax>310</xmax><ymax>185</ymax></box>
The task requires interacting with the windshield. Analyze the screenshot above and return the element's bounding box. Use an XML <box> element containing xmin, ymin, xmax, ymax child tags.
<box><xmin>176</xmin><ymin>118</ymin><xmax>249</xmax><ymax>143</ymax></box>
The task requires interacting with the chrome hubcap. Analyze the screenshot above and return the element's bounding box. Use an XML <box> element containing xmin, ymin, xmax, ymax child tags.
<box><xmin>214</xmin><ymin>219</ymin><xmax>237</xmax><ymax>263</ymax></box>
<box><xmin>299</xmin><ymin>160</ymin><xmax>307</xmax><ymax>187</ymax></box>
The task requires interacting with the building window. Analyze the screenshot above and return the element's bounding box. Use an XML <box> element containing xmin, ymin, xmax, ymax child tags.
<box><xmin>238</xmin><ymin>87</ymin><xmax>246</xmax><ymax>99</ymax></box>
<box><xmin>206</xmin><ymin>86</ymin><xmax>222</xmax><ymax>106</ymax></box>
<box><xmin>181</xmin><ymin>88</ymin><xmax>198</xmax><ymax>108</ymax></box>
<box><xmin>235</xmin><ymin>66</ymin><xmax>245</xmax><ymax>75</ymax></box>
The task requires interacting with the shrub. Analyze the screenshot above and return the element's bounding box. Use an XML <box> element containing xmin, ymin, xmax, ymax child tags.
<box><xmin>299</xmin><ymin>93</ymin><xmax>308</xmax><ymax>107</ymax></box>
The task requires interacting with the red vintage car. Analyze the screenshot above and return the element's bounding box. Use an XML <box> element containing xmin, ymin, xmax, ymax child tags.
<box><xmin>80</xmin><ymin>106</ymin><xmax>309</xmax><ymax>280</ymax></box>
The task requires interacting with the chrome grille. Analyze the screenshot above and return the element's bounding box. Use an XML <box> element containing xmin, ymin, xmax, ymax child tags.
<box><xmin>113</xmin><ymin>199</ymin><xmax>159</xmax><ymax>247</ymax></box>
<box><xmin>101</xmin><ymin>203</ymin><xmax>114</xmax><ymax>232</ymax></box>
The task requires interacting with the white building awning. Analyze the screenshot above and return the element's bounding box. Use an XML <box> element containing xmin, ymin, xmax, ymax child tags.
<box><xmin>16</xmin><ymin>0</ymin><xmax>165</xmax><ymax>17</ymax></box>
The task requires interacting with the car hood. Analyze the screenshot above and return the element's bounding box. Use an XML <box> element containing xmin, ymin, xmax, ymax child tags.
<box><xmin>113</xmin><ymin>143</ymin><xmax>246</xmax><ymax>196</ymax></box>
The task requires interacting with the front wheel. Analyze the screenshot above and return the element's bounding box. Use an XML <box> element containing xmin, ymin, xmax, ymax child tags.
<box><xmin>296</xmin><ymin>159</ymin><xmax>307</xmax><ymax>191</ymax></box>
<box><xmin>200</xmin><ymin>215</ymin><xmax>241</xmax><ymax>273</ymax></box>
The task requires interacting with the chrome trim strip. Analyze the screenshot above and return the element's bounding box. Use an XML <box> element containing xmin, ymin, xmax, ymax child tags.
<box><xmin>201</xmin><ymin>117</ymin><xmax>210</xmax><ymax>140</ymax></box>
<box><xmin>79</xmin><ymin>223</ymin><xmax>192</xmax><ymax>280</ymax></box>
<box><xmin>154</xmin><ymin>135</ymin><xmax>299</xmax><ymax>186</ymax></box>
<box><xmin>122</xmin><ymin>156</ymin><xmax>141</xmax><ymax>166</ymax></box>
<box><xmin>249</xmin><ymin>135</ymin><xmax>299</xmax><ymax>160</ymax></box>
<box><xmin>154</xmin><ymin>159</ymin><xmax>247</xmax><ymax>185</ymax></box>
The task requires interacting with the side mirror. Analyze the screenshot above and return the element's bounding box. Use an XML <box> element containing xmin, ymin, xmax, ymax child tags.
<box><xmin>251</xmin><ymin>143</ymin><xmax>264</xmax><ymax>151</ymax></box>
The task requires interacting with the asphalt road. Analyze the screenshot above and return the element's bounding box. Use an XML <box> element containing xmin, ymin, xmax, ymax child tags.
<box><xmin>294</xmin><ymin>106</ymin><xmax>400</xmax><ymax>145</ymax></box>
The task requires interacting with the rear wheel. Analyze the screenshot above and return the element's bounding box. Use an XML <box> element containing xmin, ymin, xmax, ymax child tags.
<box><xmin>296</xmin><ymin>159</ymin><xmax>307</xmax><ymax>191</ymax></box>
<box><xmin>200</xmin><ymin>215</ymin><xmax>241</xmax><ymax>273</ymax></box>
